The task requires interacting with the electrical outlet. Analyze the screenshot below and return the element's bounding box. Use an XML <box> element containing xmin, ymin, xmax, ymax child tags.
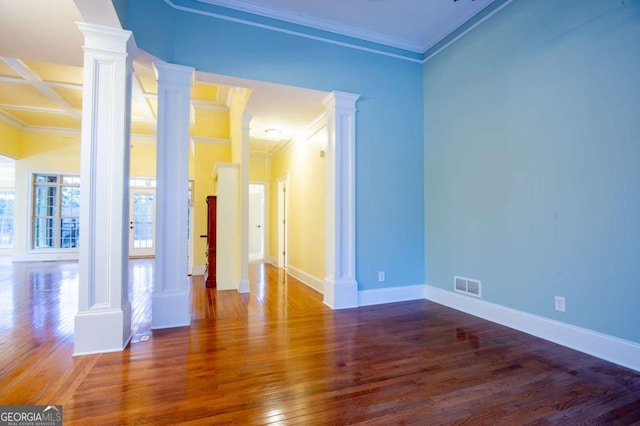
<box><xmin>378</xmin><ymin>271</ymin><xmax>385</xmax><ymax>282</ymax></box>
<box><xmin>555</xmin><ymin>296</ymin><xmax>565</xmax><ymax>312</ymax></box>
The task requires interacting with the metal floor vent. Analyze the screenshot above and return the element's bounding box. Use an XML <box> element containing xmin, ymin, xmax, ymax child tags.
<box><xmin>454</xmin><ymin>276</ymin><xmax>482</xmax><ymax>297</ymax></box>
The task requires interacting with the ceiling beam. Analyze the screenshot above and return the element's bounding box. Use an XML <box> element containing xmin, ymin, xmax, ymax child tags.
<box><xmin>0</xmin><ymin>57</ymin><xmax>81</xmax><ymax>122</ymax></box>
<box><xmin>131</xmin><ymin>73</ymin><xmax>157</xmax><ymax>135</ymax></box>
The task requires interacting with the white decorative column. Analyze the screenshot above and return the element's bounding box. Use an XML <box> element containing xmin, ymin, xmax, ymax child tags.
<box><xmin>238</xmin><ymin>115</ymin><xmax>251</xmax><ymax>293</ymax></box>
<box><xmin>152</xmin><ymin>62</ymin><xmax>194</xmax><ymax>329</ymax></box>
<box><xmin>322</xmin><ymin>91</ymin><xmax>360</xmax><ymax>309</ymax></box>
<box><xmin>214</xmin><ymin>163</ymin><xmax>240</xmax><ymax>291</ymax></box>
<box><xmin>74</xmin><ymin>24</ymin><xmax>134</xmax><ymax>355</ymax></box>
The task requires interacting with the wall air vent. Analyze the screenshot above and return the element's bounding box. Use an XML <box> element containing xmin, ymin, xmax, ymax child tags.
<box><xmin>454</xmin><ymin>276</ymin><xmax>482</xmax><ymax>298</ymax></box>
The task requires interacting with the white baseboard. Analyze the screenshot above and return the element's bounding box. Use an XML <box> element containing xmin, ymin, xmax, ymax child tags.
<box><xmin>425</xmin><ymin>285</ymin><xmax>640</xmax><ymax>373</ymax></box>
<box><xmin>287</xmin><ymin>264</ymin><xmax>324</xmax><ymax>293</ymax></box>
<box><xmin>266</xmin><ymin>256</ymin><xmax>278</xmax><ymax>267</ymax></box>
<box><xmin>191</xmin><ymin>265</ymin><xmax>206</xmax><ymax>276</ymax></box>
<box><xmin>359</xmin><ymin>284</ymin><xmax>425</xmax><ymax>307</ymax></box>
<box><xmin>12</xmin><ymin>252</ymin><xmax>79</xmax><ymax>262</ymax></box>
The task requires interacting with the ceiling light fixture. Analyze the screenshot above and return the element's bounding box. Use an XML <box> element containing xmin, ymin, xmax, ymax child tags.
<box><xmin>264</xmin><ymin>128</ymin><xmax>283</xmax><ymax>139</ymax></box>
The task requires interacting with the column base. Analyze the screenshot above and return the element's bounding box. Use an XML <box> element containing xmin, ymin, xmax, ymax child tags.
<box><xmin>238</xmin><ymin>279</ymin><xmax>250</xmax><ymax>293</ymax></box>
<box><xmin>152</xmin><ymin>290</ymin><xmax>191</xmax><ymax>329</ymax></box>
<box><xmin>74</xmin><ymin>302</ymin><xmax>132</xmax><ymax>356</ymax></box>
<box><xmin>323</xmin><ymin>278</ymin><xmax>358</xmax><ymax>309</ymax></box>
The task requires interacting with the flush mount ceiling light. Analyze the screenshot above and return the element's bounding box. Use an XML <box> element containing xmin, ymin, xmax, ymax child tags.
<box><xmin>264</xmin><ymin>128</ymin><xmax>284</xmax><ymax>139</ymax></box>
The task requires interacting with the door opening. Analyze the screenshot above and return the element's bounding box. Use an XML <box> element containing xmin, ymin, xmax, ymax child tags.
<box><xmin>277</xmin><ymin>174</ymin><xmax>288</xmax><ymax>269</ymax></box>
<box><xmin>129</xmin><ymin>183</ymin><xmax>156</xmax><ymax>258</ymax></box>
<box><xmin>249</xmin><ymin>183</ymin><xmax>266</xmax><ymax>262</ymax></box>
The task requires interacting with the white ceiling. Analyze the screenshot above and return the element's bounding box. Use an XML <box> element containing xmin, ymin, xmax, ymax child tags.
<box><xmin>199</xmin><ymin>0</ymin><xmax>497</xmax><ymax>53</ymax></box>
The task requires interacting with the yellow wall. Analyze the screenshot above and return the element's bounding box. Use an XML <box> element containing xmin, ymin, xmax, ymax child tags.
<box><xmin>249</xmin><ymin>154</ymin><xmax>270</xmax><ymax>182</ymax></box>
<box><xmin>192</xmin><ymin>142</ymin><xmax>231</xmax><ymax>269</ymax></box>
<box><xmin>130</xmin><ymin>139</ymin><xmax>157</xmax><ymax>177</ymax></box>
<box><xmin>0</xmin><ymin>121</ymin><xmax>22</xmax><ymax>159</ymax></box>
<box><xmin>269</xmin><ymin>127</ymin><xmax>327</xmax><ymax>280</ymax></box>
<box><xmin>229</xmin><ymin>88</ymin><xmax>251</xmax><ymax>164</ymax></box>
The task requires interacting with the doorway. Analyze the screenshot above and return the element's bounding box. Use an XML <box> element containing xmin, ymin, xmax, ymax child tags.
<box><xmin>249</xmin><ymin>183</ymin><xmax>266</xmax><ymax>262</ymax></box>
<box><xmin>277</xmin><ymin>174</ymin><xmax>289</xmax><ymax>269</ymax></box>
<box><xmin>129</xmin><ymin>188</ymin><xmax>155</xmax><ymax>257</ymax></box>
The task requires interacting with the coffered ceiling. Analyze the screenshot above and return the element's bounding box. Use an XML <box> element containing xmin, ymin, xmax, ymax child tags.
<box><xmin>0</xmin><ymin>0</ymin><xmax>504</xmax><ymax>157</ymax></box>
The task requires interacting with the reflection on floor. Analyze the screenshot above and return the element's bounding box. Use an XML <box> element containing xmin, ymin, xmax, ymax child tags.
<box><xmin>2</xmin><ymin>256</ymin><xmax>640</xmax><ymax>424</ymax></box>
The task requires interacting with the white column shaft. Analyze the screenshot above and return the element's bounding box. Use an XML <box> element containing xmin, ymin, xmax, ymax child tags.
<box><xmin>239</xmin><ymin>115</ymin><xmax>251</xmax><ymax>293</ymax></box>
<box><xmin>74</xmin><ymin>23</ymin><xmax>134</xmax><ymax>355</ymax></box>
<box><xmin>323</xmin><ymin>91</ymin><xmax>360</xmax><ymax>309</ymax></box>
<box><xmin>152</xmin><ymin>62</ymin><xmax>194</xmax><ymax>329</ymax></box>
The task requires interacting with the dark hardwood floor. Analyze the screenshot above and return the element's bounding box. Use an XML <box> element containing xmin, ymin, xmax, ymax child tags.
<box><xmin>1</xmin><ymin>256</ymin><xmax>639</xmax><ymax>425</ymax></box>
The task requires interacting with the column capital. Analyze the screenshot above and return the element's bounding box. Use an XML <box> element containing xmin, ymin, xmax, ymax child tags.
<box><xmin>322</xmin><ymin>91</ymin><xmax>360</xmax><ymax>110</ymax></box>
<box><xmin>76</xmin><ymin>22</ymin><xmax>133</xmax><ymax>55</ymax></box>
<box><xmin>153</xmin><ymin>62</ymin><xmax>195</xmax><ymax>86</ymax></box>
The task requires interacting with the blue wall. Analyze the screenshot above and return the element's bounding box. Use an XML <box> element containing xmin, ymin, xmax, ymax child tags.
<box><xmin>424</xmin><ymin>0</ymin><xmax>640</xmax><ymax>342</ymax></box>
<box><xmin>125</xmin><ymin>0</ymin><xmax>425</xmax><ymax>290</ymax></box>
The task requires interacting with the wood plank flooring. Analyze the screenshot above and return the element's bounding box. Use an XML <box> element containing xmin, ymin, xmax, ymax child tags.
<box><xmin>1</xmin><ymin>256</ymin><xmax>639</xmax><ymax>425</ymax></box>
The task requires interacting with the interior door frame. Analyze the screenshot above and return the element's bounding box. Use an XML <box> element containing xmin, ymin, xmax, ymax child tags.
<box><xmin>277</xmin><ymin>173</ymin><xmax>289</xmax><ymax>269</ymax></box>
<box><xmin>129</xmin><ymin>186</ymin><xmax>156</xmax><ymax>258</ymax></box>
<box><xmin>249</xmin><ymin>181</ymin><xmax>268</xmax><ymax>263</ymax></box>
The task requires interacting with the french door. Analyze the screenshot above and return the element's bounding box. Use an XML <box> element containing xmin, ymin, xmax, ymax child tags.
<box><xmin>129</xmin><ymin>188</ymin><xmax>155</xmax><ymax>257</ymax></box>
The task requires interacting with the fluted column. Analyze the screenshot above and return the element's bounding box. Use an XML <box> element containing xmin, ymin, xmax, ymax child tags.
<box><xmin>74</xmin><ymin>23</ymin><xmax>134</xmax><ymax>355</ymax></box>
<box><xmin>152</xmin><ymin>62</ymin><xmax>194</xmax><ymax>329</ymax></box>
<box><xmin>322</xmin><ymin>91</ymin><xmax>360</xmax><ymax>309</ymax></box>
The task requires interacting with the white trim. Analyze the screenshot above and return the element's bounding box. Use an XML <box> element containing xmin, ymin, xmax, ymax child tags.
<box><xmin>192</xmin><ymin>136</ymin><xmax>231</xmax><ymax>145</ymax></box>
<box><xmin>73</xmin><ymin>306</ymin><xmax>132</xmax><ymax>355</ymax></box>
<box><xmin>191</xmin><ymin>265</ymin><xmax>206</xmax><ymax>276</ymax></box>
<box><xmin>423</xmin><ymin>0</ymin><xmax>514</xmax><ymax>63</ymax></box>
<box><xmin>287</xmin><ymin>264</ymin><xmax>324</xmax><ymax>293</ymax></box>
<box><xmin>164</xmin><ymin>0</ymin><xmax>422</xmax><ymax>63</ymax></box>
<box><xmin>12</xmin><ymin>251</ymin><xmax>79</xmax><ymax>262</ymax></box>
<box><xmin>425</xmin><ymin>285</ymin><xmax>640</xmax><ymax>373</ymax></box>
<box><xmin>1</xmin><ymin>57</ymin><xmax>81</xmax><ymax>122</ymax></box>
<box><xmin>358</xmin><ymin>285</ymin><xmax>425</xmax><ymax>307</ymax></box>
<box><xmin>190</xmin><ymin>99</ymin><xmax>229</xmax><ymax>112</ymax></box>
<box><xmin>194</xmin><ymin>0</ymin><xmax>423</xmax><ymax>53</ymax></box>
<box><xmin>0</xmin><ymin>110</ymin><xmax>26</xmax><ymax>128</ymax></box>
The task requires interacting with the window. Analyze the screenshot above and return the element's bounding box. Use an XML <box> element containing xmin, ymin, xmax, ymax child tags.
<box><xmin>32</xmin><ymin>174</ymin><xmax>80</xmax><ymax>249</ymax></box>
<box><xmin>0</xmin><ymin>189</ymin><xmax>14</xmax><ymax>247</ymax></box>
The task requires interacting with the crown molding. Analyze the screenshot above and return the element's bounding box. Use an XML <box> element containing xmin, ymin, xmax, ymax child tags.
<box><xmin>191</xmin><ymin>136</ymin><xmax>231</xmax><ymax>145</ymax></box>
<box><xmin>190</xmin><ymin>99</ymin><xmax>229</xmax><ymax>113</ymax></box>
<box><xmin>165</xmin><ymin>0</ymin><xmax>422</xmax><ymax>63</ymax></box>
<box><xmin>195</xmin><ymin>0</ymin><xmax>423</xmax><ymax>54</ymax></box>
<box><xmin>0</xmin><ymin>110</ymin><xmax>26</xmax><ymax>129</ymax></box>
<box><xmin>423</xmin><ymin>0</ymin><xmax>513</xmax><ymax>63</ymax></box>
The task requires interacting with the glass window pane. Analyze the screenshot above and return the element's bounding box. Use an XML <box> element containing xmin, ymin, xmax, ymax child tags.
<box><xmin>0</xmin><ymin>217</ymin><xmax>12</xmax><ymax>246</ymax></box>
<box><xmin>33</xmin><ymin>217</ymin><xmax>55</xmax><ymax>249</ymax></box>
<box><xmin>35</xmin><ymin>175</ymin><xmax>57</xmax><ymax>183</ymax></box>
<box><xmin>60</xmin><ymin>218</ymin><xmax>79</xmax><ymax>248</ymax></box>
<box><xmin>60</xmin><ymin>186</ymin><xmax>80</xmax><ymax>217</ymax></box>
<box><xmin>34</xmin><ymin>187</ymin><xmax>57</xmax><ymax>217</ymax></box>
<box><xmin>62</xmin><ymin>176</ymin><xmax>80</xmax><ymax>185</ymax></box>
